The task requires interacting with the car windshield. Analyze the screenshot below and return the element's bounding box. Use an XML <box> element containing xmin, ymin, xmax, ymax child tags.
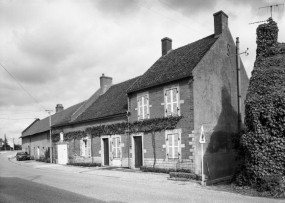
<box><xmin>17</xmin><ymin>152</ymin><xmax>27</xmax><ymax>155</ymax></box>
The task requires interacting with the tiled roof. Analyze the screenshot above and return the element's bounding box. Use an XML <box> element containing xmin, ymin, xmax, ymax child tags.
<box><xmin>127</xmin><ymin>34</ymin><xmax>218</xmax><ymax>93</ymax></box>
<box><xmin>73</xmin><ymin>76</ymin><xmax>140</xmax><ymax>123</ymax></box>
<box><xmin>20</xmin><ymin>102</ymin><xmax>85</xmax><ymax>138</ymax></box>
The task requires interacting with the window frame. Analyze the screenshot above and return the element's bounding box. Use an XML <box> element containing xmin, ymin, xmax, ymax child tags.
<box><xmin>165</xmin><ymin>129</ymin><xmax>182</xmax><ymax>160</ymax></box>
<box><xmin>164</xmin><ymin>85</ymin><xmax>180</xmax><ymax>117</ymax></box>
<box><xmin>137</xmin><ymin>92</ymin><xmax>149</xmax><ymax>120</ymax></box>
<box><xmin>80</xmin><ymin>136</ymin><xmax>91</xmax><ymax>157</ymax></box>
<box><xmin>111</xmin><ymin>135</ymin><xmax>121</xmax><ymax>159</ymax></box>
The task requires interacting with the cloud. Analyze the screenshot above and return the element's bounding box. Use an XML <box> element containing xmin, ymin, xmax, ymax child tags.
<box><xmin>91</xmin><ymin>0</ymin><xmax>141</xmax><ymax>18</ymax></box>
<box><xmin>160</xmin><ymin>0</ymin><xmax>270</xmax><ymax>14</ymax></box>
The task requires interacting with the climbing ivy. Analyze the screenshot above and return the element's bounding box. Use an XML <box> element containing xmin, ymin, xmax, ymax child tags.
<box><xmin>233</xmin><ymin>18</ymin><xmax>285</xmax><ymax>191</ymax></box>
<box><xmin>52</xmin><ymin>116</ymin><xmax>182</xmax><ymax>142</ymax></box>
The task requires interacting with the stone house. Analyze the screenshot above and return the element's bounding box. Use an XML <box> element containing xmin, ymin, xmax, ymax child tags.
<box><xmin>20</xmin><ymin>103</ymin><xmax>84</xmax><ymax>159</ymax></box>
<box><xmin>51</xmin><ymin>75</ymin><xmax>139</xmax><ymax>166</ymax></box>
<box><xmin>22</xmin><ymin>10</ymin><xmax>249</xmax><ymax>182</ymax></box>
<box><xmin>126</xmin><ymin>10</ymin><xmax>249</xmax><ymax>180</ymax></box>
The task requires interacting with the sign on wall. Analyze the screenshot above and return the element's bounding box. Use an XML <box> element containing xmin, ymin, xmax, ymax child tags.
<box><xmin>199</xmin><ymin>125</ymin><xmax>206</xmax><ymax>144</ymax></box>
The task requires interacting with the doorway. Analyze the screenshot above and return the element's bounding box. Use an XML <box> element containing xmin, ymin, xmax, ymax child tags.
<box><xmin>103</xmin><ymin>138</ymin><xmax>109</xmax><ymax>166</ymax></box>
<box><xmin>57</xmin><ymin>144</ymin><xmax>68</xmax><ymax>165</ymax></box>
<box><xmin>134</xmin><ymin>136</ymin><xmax>143</xmax><ymax>168</ymax></box>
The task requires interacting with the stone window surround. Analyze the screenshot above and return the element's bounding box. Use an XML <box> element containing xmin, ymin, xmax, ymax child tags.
<box><xmin>161</xmin><ymin>84</ymin><xmax>184</xmax><ymax>117</ymax></box>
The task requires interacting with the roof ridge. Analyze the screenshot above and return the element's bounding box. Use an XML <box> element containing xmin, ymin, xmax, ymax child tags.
<box><xmin>127</xmin><ymin>34</ymin><xmax>218</xmax><ymax>93</ymax></box>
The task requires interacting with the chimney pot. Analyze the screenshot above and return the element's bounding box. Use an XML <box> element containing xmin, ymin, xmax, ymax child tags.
<box><xmin>161</xmin><ymin>37</ymin><xmax>172</xmax><ymax>56</ymax></box>
<box><xmin>100</xmin><ymin>74</ymin><xmax>112</xmax><ymax>88</ymax></box>
<box><xmin>213</xmin><ymin>10</ymin><xmax>228</xmax><ymax>36</ymax></box>
<box><xmin>56</xmin><ymin>104</ymin><xmax>64</xmax><ymax>113</ymax></box>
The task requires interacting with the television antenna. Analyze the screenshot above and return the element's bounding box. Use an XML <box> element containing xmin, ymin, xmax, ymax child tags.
<box><xmin>259</xmin><ymin>4</ymin><xmax>284</xmax><ymax>18</ymax></box>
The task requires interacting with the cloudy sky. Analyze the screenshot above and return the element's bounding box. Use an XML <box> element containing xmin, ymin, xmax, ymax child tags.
<box><xmin>0</xmin><ymin>0</ymin><xmax>284</xmax><ymax>144</ymax></box>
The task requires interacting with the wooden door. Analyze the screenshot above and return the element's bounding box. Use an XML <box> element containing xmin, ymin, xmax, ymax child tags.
<box><xmin>134</xmin><ymin>136</ymin><xmax>142</xmax><ymax>168</ymax></box>
<box><xmin>103</xmin><ymin>138</ymin><xmax>109</xmax><ymax>166</ymax></box>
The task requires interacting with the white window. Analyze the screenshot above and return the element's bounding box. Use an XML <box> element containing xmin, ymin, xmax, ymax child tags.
<box><xmin>167</xmin><ymin>134</ymin><xmax>179</xmax><ymax>159</ymax></box>
<box><xmin>112</xmin><ymin>137</ymin><xmax>120</xmax><ymax>158</ymax></box>
<box><xmin>80</xmin><ymin>137</ymin><xmax>91</xmax><ymax>157</ymax></box>
<box><xmin>137</xmin><ymin>94</ymin><xmax>149</xmax><ymax>120</ymax></box>
<box><xmin>165</xmin><ymin>87</ymin><xmax>180</xmax><ymax>116</ymax></box>
<box><xmin>165</xmin><ymin>129</ymin><xmax>182</xmax><ymax>160</ymax></box>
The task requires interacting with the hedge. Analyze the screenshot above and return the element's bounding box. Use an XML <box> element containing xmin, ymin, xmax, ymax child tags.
<box><xmin>140</xmin><ymin>166</ymin><xmax>193</xmax><ymax>174</ymax></box>
<box><xmin>67</xmin><ymin>163</ymin><xmax>102</xmax><ymax>167</ymax></box>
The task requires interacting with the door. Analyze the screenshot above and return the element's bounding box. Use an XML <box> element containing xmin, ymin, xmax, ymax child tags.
<box><xmin>57</xmin><ymin>144</ymin><xmax>68</xmax><ymax>164</ymax></box>
<box><xmin>134</xmin><ymin>136</ymin><xmax>142</xmax><ymax>168</ymax></box>
<box><xmin>103</xmin><ymin>138</ymin><xmax>109</xmax><ymax>166</ymax></box>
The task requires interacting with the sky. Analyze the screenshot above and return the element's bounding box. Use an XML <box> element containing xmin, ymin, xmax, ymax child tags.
<box><xmin>0</xmin><ymin>0</ymin><xmax>285</xmax><ymax>145</ymax></box>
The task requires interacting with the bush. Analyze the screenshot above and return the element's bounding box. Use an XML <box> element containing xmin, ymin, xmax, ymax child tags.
<box><xmin>140</xmin><ymin>166</ymin><xmax>193</xmax><ymax>174</ymax></box>
<box><xmin>67</xmin><ymin>162</ymin><xmax>101</xmax><ymax>167</ymax></box>
<box><xmin>256</xmin><ymin>175</ymin><xmax>285</xmax><ymax>198</ymax></box>
<box><xmin>35</xmin><ymin>157</ymin><xmax>49</xmax><ymax>163</ymax></box>
<box><xmin>169</xmin><ymin>172</ymin><xmax>199</xmax><ymax>180</ymax></box>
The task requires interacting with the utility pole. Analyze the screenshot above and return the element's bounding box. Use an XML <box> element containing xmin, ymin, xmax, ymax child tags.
<box><xmin>4</xmin><ymin>133</ymin><xmax>6</xmax><ymax>151</ymax></box>
<box><xmin>46</xmin><ymin>110</ymin><xmax>53</xmax><ymax>163</ymax></box>
<box><xmin>230</xmin><ymin>38</ymin><xmax>249</xmax><ymax>132</ymax></box>
<box><xmin>236</xmin><ymin>37</ymin><xmax>242</xmax><ymax>132</ymax></box>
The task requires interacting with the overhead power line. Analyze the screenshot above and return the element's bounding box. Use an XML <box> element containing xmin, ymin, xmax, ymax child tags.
<box><xmin>0</xmin><ymin>62</ymin><xmax>46</xmax><ymax>111</ymax></box>
<box><xmin>158</xmin><ymin>0</ymin><xmax>212</xmax><ymax>31</ymax></box>
<box><xmin>0</xmin><ymin>118</ymin><xmax>37</xmax><ymax>120</ymax></box>
<box><xmin>129</xmin><ymin>0</ymin><xmax>204</xmax><ymax>35</ymax></box>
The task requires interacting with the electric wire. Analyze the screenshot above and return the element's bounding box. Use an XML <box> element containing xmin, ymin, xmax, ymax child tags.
<box><xmin>129</xmin><ymin>0</ymin><xmax>204</xmax><ymax>35</ymax></box>
<box><xmin>0</xmin><ymin>118</ymin><xmax>37</xmax><ymax>120</ymax></box>
<box><xmin>157</xmin><ymin>0</ymin><xmax>212</xmax><ymax>31</ymax></box>
<box><xmin>0</xmin><ymin>62</ymin><xmax>47</xmax><ymax>111</ymax></box>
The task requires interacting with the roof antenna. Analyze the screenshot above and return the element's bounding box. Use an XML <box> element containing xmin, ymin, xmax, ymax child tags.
<box><xmin>258</xmin><ymin>4</ymin><xmax>284</xmax><ymax>18</ymax></box>
<box><xmin>249</xmin><ymin>4</ymin><xmax>284</xmax><ymax>25</ymax></box>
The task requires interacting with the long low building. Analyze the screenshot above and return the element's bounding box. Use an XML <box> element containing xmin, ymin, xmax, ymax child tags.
<box><xmin>21</xmin><ymin>10</ymin><xmax>249</xmax><ymax>182</ymax></box>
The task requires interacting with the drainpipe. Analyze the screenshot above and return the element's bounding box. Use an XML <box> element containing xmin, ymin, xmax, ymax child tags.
<box><xmin>236</xmin><ymin>37</ymin><xmax>242</xmax><ymax>132</ymax></box>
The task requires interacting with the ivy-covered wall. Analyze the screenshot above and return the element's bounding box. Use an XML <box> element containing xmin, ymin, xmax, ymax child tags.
<box><xmin>235</xmin><ymin>18</ymin><xmax>285</xmax><ymax>186</ymax></box>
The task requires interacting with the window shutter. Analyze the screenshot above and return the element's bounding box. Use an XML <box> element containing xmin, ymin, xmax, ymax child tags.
<box><xmin>166</xmin><ymin>90</ymin><xmax>172</xmax><ymax>116</ymax></box>
<box><xmin>80</xmin><ymin>139</ymin><xmax>84</xmax><ymax>156</ymax></box>
<box><xmin>172</xmin><ymin>88</ymin><xmax>179</xmax><ymax>115</ymax></box>
<box><xmin>143</xmin><ymin>95</ymin><xmax>147</xmax><ymax>119</ymax></box>
<box><xmin>146</xmin><ymin>94</ymin><xmax>150</xmax><ymax>118</ymax></box>
<box><xmin>87</xmin><ymin>139</ymin><xmax>91</xmax><ymax>157</ymax></box>
<box><xmin>174</xmin><ymin>134</ymin><xmax>179</xmax><ymax>158</ymax></box>
<box><xmin>112</xmin><ymin>138</ymin><xmax>116</xmax><ymax>158</ymax></box>
<box><xmin>118</xmin><ymin>139</ymin><xmax>121</xmax><ymax>158</ymax></box>
<box><xmin>138</xmin><ymin>96</ymin><xmax>143</xmax><ymax>120</ymax></box>
<box><xmin>168</xmin><ymin>134</ymin><xmax>173</xmax><ymax>158</ymax></box>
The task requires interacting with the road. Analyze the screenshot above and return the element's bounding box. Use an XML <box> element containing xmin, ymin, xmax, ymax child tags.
<box><xmin>0</xmin><ymin>151</ymin><xmax>282</xmax><ymax>203</ymax></box>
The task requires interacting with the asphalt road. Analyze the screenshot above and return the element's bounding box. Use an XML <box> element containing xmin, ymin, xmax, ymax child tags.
<box><xmin>0</xmin><ymin>151</ymin><xmax>283</xmax><ymax>203</ymax></box>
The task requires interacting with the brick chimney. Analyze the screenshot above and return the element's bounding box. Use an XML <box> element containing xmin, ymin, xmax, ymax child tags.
<box><xmin>100</xmin><ymin>74</ymin><xmax>112</xmax><ymax>88</ymax></box>
<box><xmin>161</xmin><ymin>37</ymin><xmax>172</xmax><ymax>56</ymax></box>
<box><xmin>56</xmin><ymin>104</ymin><xmax>64</xmax><ymax>113</ymax></box>
<box><xmin>213</xmin><ymin>11</ymin><xmax>228</xmax><ymax>36</ymax></box>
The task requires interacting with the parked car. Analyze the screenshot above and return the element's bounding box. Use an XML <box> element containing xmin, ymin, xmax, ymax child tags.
<box><xmin>16</xmin><ymin>152</ymin><xmax>30</xmax><ymax>161</ymax></box>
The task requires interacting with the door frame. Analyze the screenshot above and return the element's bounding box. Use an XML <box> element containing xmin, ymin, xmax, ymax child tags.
<box><xmin>101</xmin><ymin>135</ymin><xmax>110</xmax><ymax>166</ymax></box>
<box><xmin>131</xmin><ymin>133</ymin><xmax>144</xmax><ymax>168</ymax></box>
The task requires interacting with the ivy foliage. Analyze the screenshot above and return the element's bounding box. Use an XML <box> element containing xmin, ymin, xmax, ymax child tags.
<box><xmin>233</xmin><ymin>18</ymin><xmax>285</xmax><ymax>191</ymax></box>
<box><xmin>52</xmin><ymin>116</ymin><xmax>182</xmax><ymax>142</ymax></box>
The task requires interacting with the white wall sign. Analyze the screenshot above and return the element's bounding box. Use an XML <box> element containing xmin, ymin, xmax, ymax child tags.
<box><xmin>199</xmin><ymin>126</ymin><xmax>206</xmax><ymax>144</ymax></box>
